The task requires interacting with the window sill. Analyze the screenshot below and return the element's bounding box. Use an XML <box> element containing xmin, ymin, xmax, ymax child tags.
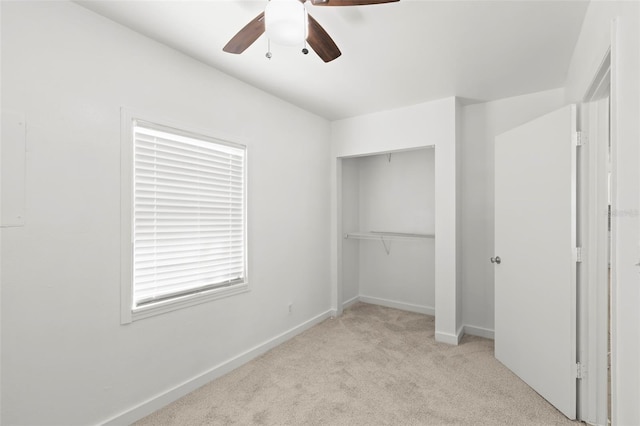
<box><xmin>122</xmin><ymin>283</ymin><xmax>249</xmax><ymax>324</ymax></box>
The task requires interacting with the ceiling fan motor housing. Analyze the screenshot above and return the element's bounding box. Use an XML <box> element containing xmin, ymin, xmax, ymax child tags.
<box><xmin>265</xmin><ymin>0</ymin><xmax>308</xmax><ymax>46</ymax></box>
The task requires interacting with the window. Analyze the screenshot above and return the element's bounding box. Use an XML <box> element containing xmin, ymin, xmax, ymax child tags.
<box><xmin>121</xmin><ymin>112</ymin><xmax>247</xmax><ymax>323</ymax></box>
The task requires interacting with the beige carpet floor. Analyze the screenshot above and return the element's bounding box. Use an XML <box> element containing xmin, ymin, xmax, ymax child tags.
<box><xmin>134</xmin><ymin>303</ymin><xmax>581</xmax><ymax>425</ymax></box>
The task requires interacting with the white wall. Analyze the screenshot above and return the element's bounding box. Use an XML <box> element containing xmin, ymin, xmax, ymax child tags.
<box><xmin>459</xmin><ymin>88</ymin><xmax>566</xmax><ymax>336</ymax></box>
<box><xmin>0</xmin><ymin>2</ymin><xmax>331</xmax><ymax>424</ymax></box>
<box><xmin>357</xmin><ymin>150</ymin><xmax>434</xmax><ymax>236</ymax></box>
<box><xmin>342</xmin><ymin>150</ymin><xmax>436</xmax><ymax>312</ymax></box>
<box><xmin>330</xmin><ymin>97</ymin><xmax>461</xmax><ymax>344</ymax></box>
<box><xmin>0</xmin><ymin>3</ymin><xmax>3</xmax><ymax>419</ymax></box>
<box><xmin>455</xmin><ymin>100</ymin><xmax>463</xmax><ymax>332</ymax></box>
<box><xmin>564</xmin><ymin>2</ymin><xmax>640</xmax><ymax>424</ymax></box>
<box><xmin>341</xmin><ymin>158</ymin><xmax>360</xmax><ymax>304</ymax></box>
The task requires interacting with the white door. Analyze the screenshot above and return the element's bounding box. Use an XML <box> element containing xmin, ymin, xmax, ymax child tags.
<box><xmin>494</xmin><ymin>105</ymin><xmax>577</xmax><ymax>419</ymax></box>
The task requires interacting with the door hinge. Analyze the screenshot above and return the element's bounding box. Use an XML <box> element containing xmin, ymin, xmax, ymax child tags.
<box><xmin>576</xmin><ymin>247</ymin><xmax>583</xmax><ymax>263</ymax></box>
<box><xmin>576</xmin><ymin>362</ymin><xmax>586</xmax><ymax>379</ymax></box>
<box><xmin>573</xmin><ymin>131</ymin><xmax>584</xmax><ymax>146</ymax></box>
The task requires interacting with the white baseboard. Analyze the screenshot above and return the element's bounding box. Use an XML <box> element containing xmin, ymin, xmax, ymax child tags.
<box><xmin>342</xmin><ymin>295</ymin><xmax>360</xmax><ymax>309</ymax></box>
<box><xmin>358</xmin><ymin>295</ymin><xmax>435</xmax><ymax>316</ymax></box>
<box><xmin>463</xmin><ymin>324</ymin><xmax>495</xmax><ymax>340</ymax></box>
<box><xmin>101</xmin><ymin>310</ymin><xmax>334</xmax><ymax>426</ymax></box>
<box><xmin>345</xmin><ymin>296</ymin><xmax>494</xmax><ymax>343</ymax></box>
<box><xmin>435</xmin><ymin>325</ymin><xmax>464</xmax><ymax>345</ymax></box>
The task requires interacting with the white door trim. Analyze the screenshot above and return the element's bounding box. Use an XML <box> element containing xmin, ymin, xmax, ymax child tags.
<box><xmin>578</xmin><ymin>48</ymin><xmax>612</xmax><ymax>426</ymax></box>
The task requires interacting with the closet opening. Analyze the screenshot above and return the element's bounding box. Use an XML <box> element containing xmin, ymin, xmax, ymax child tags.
<box><xmin>338</xmin><ymin>147</ymin><xmax>436</xmax><ymax>317</ymax></box>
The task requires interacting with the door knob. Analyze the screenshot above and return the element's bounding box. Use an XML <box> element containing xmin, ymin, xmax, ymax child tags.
<box><xmin>491</xmin><ymin>256</ymin><xmax>501</xmax><ymax>264</ymax></box>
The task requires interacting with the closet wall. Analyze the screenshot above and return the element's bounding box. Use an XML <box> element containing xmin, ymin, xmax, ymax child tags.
<box><xmin>341</xmin><ymin>159</ymin><xmax>361</xmax><ymax>304</ymax></box>
<box><xmin>342</xmin><ymin>149</ymin><xmax>435</xmax><ymax>313</ymax></box>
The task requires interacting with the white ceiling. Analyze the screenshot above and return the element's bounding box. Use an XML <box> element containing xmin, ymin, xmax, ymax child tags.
<box><xmin>76</xmin><ymin>0</ymin><xmax>589</xmax><ymax>121</ymax></box>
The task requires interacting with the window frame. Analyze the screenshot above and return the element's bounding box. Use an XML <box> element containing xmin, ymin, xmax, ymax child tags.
<box><xmin>120</xmin><ymin>109</ymin><xmax>249</xmax><ymax>324</ymax></box>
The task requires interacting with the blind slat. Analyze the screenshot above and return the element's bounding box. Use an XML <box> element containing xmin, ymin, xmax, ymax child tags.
<box><xmin>135</xmin><ymin>263</ymin><xmax>245</xmax><ymax>282</ymax></box>
<box><xmin>135</xmin><ymin>253</ymin><xmax>244</xmax><ymax>268</ymax></box>
<box><xmin>135</xmin><ymin>271</ymin><xmax>244</xmax><ymax>293</ymax></box>
<box><xmin>135</xmin><ymin>240</ymin><xmax>244</xmax><ymax>250</ymax></box>
<box><xmin>135</xmin><ymin>144</ymin><xmax>243</xmax><ymax>169</ymax></box>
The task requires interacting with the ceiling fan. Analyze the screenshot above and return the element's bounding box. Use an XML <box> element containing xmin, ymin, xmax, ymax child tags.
<box><xmin>223</xmin><ymin>0</ymin><xmax>399</xmax><ymax>63</ymax></box>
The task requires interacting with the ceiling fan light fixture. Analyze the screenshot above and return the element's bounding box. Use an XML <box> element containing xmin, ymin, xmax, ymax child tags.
<box><xmin>265</xmin><ymin>0</ymin><xmax>308</xmax><ymax>46</ymax></box>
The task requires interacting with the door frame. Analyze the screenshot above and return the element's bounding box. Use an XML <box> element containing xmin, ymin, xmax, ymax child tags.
<box><xmin>578</xmin><ymin>49</ymin><xmax>612</xmax><ymax>425</ymax></box>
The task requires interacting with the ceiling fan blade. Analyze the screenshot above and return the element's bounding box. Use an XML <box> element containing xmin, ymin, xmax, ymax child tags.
<box><xmin>223</xmin><ymin>12</ymin><xmax>265</xmax><ymax>54</ymax></box>
<box><xmin>307</xmin><ymin>14</ymin><xmax>342</xmax><ymax>63</ymax></box>
<box><xmin>310</xmin><ymin>0</ymin><xmax>399</xmax><ymax>5</ymax></box>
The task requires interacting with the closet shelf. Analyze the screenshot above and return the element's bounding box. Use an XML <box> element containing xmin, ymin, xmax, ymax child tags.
<box><xmin>344</xmin><ymin>231</ymin><xmax>434</xmax><ymax>255</ymax></box>
<box><xmin>344</xmin><ymin>231</ymin><xmax>435</xmax><ymax>241</ymax></box>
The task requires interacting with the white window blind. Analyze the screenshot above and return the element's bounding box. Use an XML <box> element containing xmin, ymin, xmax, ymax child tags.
<box><xmin>132</xmin><ymin>120</ymin><xmax>246</xmax><ymax>308</ymax></box>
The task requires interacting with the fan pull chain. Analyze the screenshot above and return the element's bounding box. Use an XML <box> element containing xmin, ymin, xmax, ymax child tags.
<box><xmin>265</xmin><ymin>39</ymin><xmax>272</xmax><ymax>59</ymax></box>
<box><xmin>302</xmin><ymin>7</ymin><xmax>309</xmax><ymax>55</ymax></box>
